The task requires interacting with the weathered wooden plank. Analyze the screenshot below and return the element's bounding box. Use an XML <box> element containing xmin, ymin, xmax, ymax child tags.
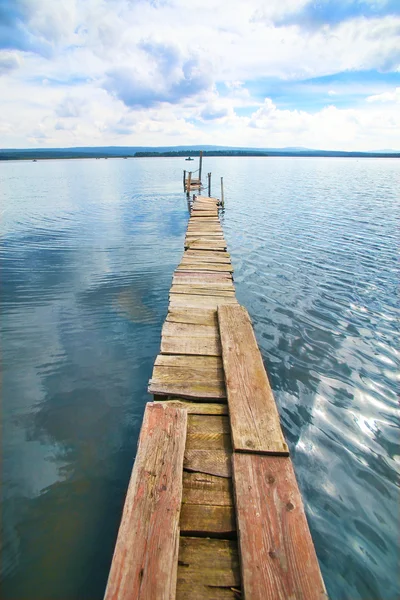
<box><xmin>184</xmin><ymin>449</ymin><xmax>232</xmax><ymax>477</ymax></box>
<box><xmin>173</xmin><ymin>282</ymin><xmax>235</xmax><ymax>292</ymax></box>
<box><xmin>170</xmin><ymin>286</ymin><xmax>236</xmax><ymax>297</ymax></box>
<box><xmin>154</xmin><ymin>400</ymin><xmax>228</xmax><ymax>415</ymax></box>
<box><xmin>187</xmin><ymin>223</ymin><xmax>223</xmax><ymax>228</ymax></box>
<box><xmin>177</xmin><ymin>263</ymin><xmax>233</xmax><ymax>272</ymax></box>
<box><xmin>176</xmin><ymin>537</ymin><xmax>240</xmax><ymax>599</ymax></box>
<box><xmin>182</xmin><ymin>471</ymin><xmax>233</xmax><ymax>506</ymax></box>
<box><xmin>187</xmin><ymin>225</ymin><xmax>223</xmax><ymax>230</ymax></box>
<box><xmin>169</xmin><ymin>295</ymin><xmax>237</xmax><ymax>309</ymax></box>
<box><xmin>152</xmin><ymin>365</ymin><xmax>224</xmax><ymax>384</ymax></box>
<box><xmin>161</xmin><ymin>335</ymin><xmax>221</xmax><ymax>356</ymax></box>
<box><xmin>190</xmin><ymin>212</ymin><xmax>219</xmax><ymax>217</ymax></box>
<box><xmin>104</xmin><ymin>403</ymin><xmax>187</xmax><ymax>600</ymax></box>
<box><xmin>195</xmin><ymin>195</ymin><xmax>219</xmax><ymax>202</ymax></box>
<box><xmin>218</xmin><ymin>305</ymin><xmax>288</xmax><ymax>455</ymax></box>
<box><xmin>172</xmin><ymin>282</ymin><xmax>235</xmax><ymax>291</ymax></box>
<box><xmin>185</xmin><ymin>240</ymin><xmax>226</xmax><ymax>247</ymax></box>
<box><xmin>233</xmin><ymin>454</ymin><xmax>327</xmax><ymax>600</ymax></box>
<box><xmin>184</xmin><ymin>250</ymin><xmax>230</xmax><ymax>259</ymax></box>
<box><xmin>180</xmin><ymin>504</ymin><xmax>236</xmax><ymax>536</ymax></box>
<box><xmin>166</xmin><ymin>308</ymin><xmax>218</xmax><ymax>326</ymax></box>
<box><xmin>154</xmin><ymin>354</ymin><xmax>222</xmax><ymax>370</ymax></box>
<box><xmin>192</xmin><ymin>206</ymin><xmax>219</xmax><ymax>211</ymax></box>
<box><xmin>162</xmin><ymin>322</ymin><xmax>219</xmax><ymax>338</ymax></box>
<box><xmin>188</xmin><ymin>219</ymin><xmax>220</xmax><ymax>223</ymax></box>
<box><xmin>186</xmin><ymin>233</ymin><xmax>225</xmax><ymax>238</ymax></box>
<box><xmin>186</xmin><ymin>432</ymin><xmax>232</xmax><ymax>451</ymax></box>
<box><xmin>188</xmin><ymin>414</ymin><xmax>230</xmax><ymax>435</ymax></box>
<box><xmin>182</xmin><ymin>251</ymin><xmax>229</xmax><ymax>259</ymax></box>
<box><xmin>173</xmin><ymin>271</ymin><xmax>232</xmax><ymax>282</ymax></box>
<box><xmin>178</xmin><ymin>265</ymin><xmax>233</xmax><ymax>274</ymax></box>
<box><xmin>188</xmin><ymin>215</ymin><xmax>219</xmax><ymax>219</ymax></box>
<box><xmin>180</xmin><ymin>256</ymin><xmax>232</xmax><ymax>265</ymax></box>
<box><xmin>185</xmin><ymin>243</ymin><xmax>227</xmax><ymax>251</ymax></box>
<box><xmin>186</xmin><ymin>233</ymin><xmax>225</xmax><ymax>239</ymax></box>
<box><xmin>185</xmin><ymin>237</ymin><xmax>226</xmax><ymax>243</ymax></box>
<box><xmin>148</xmin><ymin>379</ymin><xmax>226</xmax><ymax>400</ymax></box>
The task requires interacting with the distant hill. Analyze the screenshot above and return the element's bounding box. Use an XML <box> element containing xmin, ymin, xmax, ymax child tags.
<box><xmin>1</xmin><ymin>145</ymin><xmax>399</xmax><ymax>160</ymax></box>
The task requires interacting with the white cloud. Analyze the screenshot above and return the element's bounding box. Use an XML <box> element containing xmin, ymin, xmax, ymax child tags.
<box><xmin>0</xmin><ymin>51</ymin><xmax>22</xmax><ymax>75</ymax></box>
<box><xmin>1</xmin><ymin>0</ymin><xmax>400</xmax><ymax>149</ymax></box>
<box><xmin>366</xmin><ymin>87</ymin><xmax>400</xmax><ymax>103</ymax></box>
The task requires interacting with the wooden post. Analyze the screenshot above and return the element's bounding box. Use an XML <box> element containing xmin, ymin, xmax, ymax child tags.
<box><xmin>187</xmin><ymin>171</ymin><xmax>192</xmax><ymax>196</ymax></box>
<box><xmin>198</xmin><ymin>151</ymin><xmax>203</xmax><ymax>185</ymax></box>
<box><xmin>221</xmin><ymin>176</ymin><xmax>224</xmax><ymax>206</ymax></box>
<box><xmin>208</xmin><ymin>172</ymin><xmax>211</xmax><ymax>197</ymax></box>
<box><xmin>183</xmin><ymin>170</ymin><xmax>186</xmax><ymax>191</ymax></box>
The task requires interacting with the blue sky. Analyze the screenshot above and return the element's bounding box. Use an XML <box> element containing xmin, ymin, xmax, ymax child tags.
<box><xmin>0</xmin><ymin>0</ymin><xmax>399</xmax><ymax>150</ymax></box>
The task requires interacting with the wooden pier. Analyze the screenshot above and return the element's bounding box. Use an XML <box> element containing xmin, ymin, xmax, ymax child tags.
<box><xmin>105</xmin><ymin>192</ymin><xmax>327</xmax><ymax>599</ymax></box>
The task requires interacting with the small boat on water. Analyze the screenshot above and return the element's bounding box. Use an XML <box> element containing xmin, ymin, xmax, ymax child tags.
<box><xmin>185</xmin><ymin>156</ymin><xmax>194</xmax><ymax>161</ymax></box>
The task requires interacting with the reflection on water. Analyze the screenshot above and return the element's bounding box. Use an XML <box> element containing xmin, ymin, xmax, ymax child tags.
<box><xmin>1</xmin><ymin>157</ymin><xmax>399</xmax><ymax>600</ymax></box>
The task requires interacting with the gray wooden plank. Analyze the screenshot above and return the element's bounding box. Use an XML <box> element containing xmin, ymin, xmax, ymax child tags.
<box><xmin>104</xmin><ymin>403</ymin><xmax>187</xmax><ymax>600</ymax></box>
<box><xmin>218</xmin><ymin>304</ymin><xmax>288</xmax><ymax>454</ymax></box>
<box><xmin>233</xmin><ymin>454</ymin><xmax>327</xmax><ymax>600</ymax></box>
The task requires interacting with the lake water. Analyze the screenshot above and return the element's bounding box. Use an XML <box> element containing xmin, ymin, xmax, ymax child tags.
<box><xmin>1</xmin><ymin>157</ymin><xmax>399</xmax><ymax>600</ymax></box>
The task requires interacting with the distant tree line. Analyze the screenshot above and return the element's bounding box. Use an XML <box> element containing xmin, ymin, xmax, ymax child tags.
<box><xmin>134</xmin><ymin>150</ymin><xmax>268</xmax><ymax>157</ymax></box>
<box><xmin>134</xmin><ymin>150</ymin><xmax>400</xmax><ymax>158</ymax></box>
<box><xmin>1</xmin><ymin>149</ymin><xmax>399</xmax><ymax>161</ymax></box>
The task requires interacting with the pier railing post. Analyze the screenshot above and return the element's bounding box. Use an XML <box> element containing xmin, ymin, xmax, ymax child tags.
<box><xmin>221</xmin><ymin>176</ymin><xmax>224</xmax><ymax>206</ymax></box>
<box><xmin>208</xmin><ymin>172</ymin><xmax>211</xmax><ymax>197</ymax></box>
<box><xmin>187</xmin><ymin>172</ymin><xmax>192</xmax><ymax>196</ymax></box>
<box><xmin>199</xmin><ymin>150</ymin><xmax>203</xmax><ymax>185</ymax></box>
<box><xmin>183</xmin><ymin>170</ymin><xmax>186</xmax><ymax>191</ymax></box>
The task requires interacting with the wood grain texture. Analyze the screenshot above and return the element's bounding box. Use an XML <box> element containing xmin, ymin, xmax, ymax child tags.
<box><xmin>180</xmin><ymin>504</ymin><xmax>236</xmax><ymax>536</ymax></box>
<box><xmin>188</xmin><ymin>414</ymin><xmax>231</xmax><ymax>435</ymax></box>
<box><xmin>233</xmin><ymin>454</ymin><xmax>327</xmax><ymax>600</ymax></box>
<box><xmin>185</xmin><ymin>432</ymin><xmax>232</xmax><ymax>451</ymax></box>
<box><xmin>173</xmin><ymin>273</ymin><xmax>232</xmax><ymax>284</ymax></box>
<box><xmin>172</xmin><ymin>281</ymin><xmax>234</xmax><ymax>289</ymax></box>
<box><xmin>154</xmin><ymin>400</ymin><xmax>228</xmax><ymax>415</ymax></box>
<box><xmin>152</xmin><ymin>365</ymin><xmax>224</xmax><ymax>383</ymax></box>
<box><xmin>171</xmin><ymin>282</ymin><xmax>234</xmax><ymax>291</ymax></box>
<box><xmin>104</xmin><ymin>403</ymin><xmax>187</xmax><ymax>600</ymax></box>
<box><xmin>188</xmin><ymin>217</ymin><xmax>219</xmax><ymax>221</ymax></box>
<box><xmin>161</xmin><ymin>335</ymin><xmax>221</xmax><ymax>356</ymax></box>
<box><xmin>184</xmin><ymin>448</ymin><xmax>232</xmax><ymax>477</ymax></box>
<box><xmin>179</xmin><ymin>261</ymin><xmax>233</xmax><ymax>271</ymax></box>
<box><xmin>195</xmin><ymin>195</ymin><xmax>219</xmax><ymax>201</ymax></box>
<box><xmin>218</xmin><ymin>304</ymin><xmax>288</xmax><ymax>455</ymax></box>
<box><xmin>180</xmin><ymin>256</ymin><xmax>231</xmax><ymax>265</ymax></box>
<box><xmin>148</xmin><ymin>380</ymin><xmax>226</xmax><ymax>400</ymax></box>
<box><xmin>187</xmin><ymin>224</ymin><xmax>223</xmax><ymax>230</ymax></box>
<box><xmin>166</xmin><ymin>308</ymin><xmax>218</xmax><ymax>326</ymax></box>
<box><xmin>162</xmin><ymin>322</ymin><xmax>219</xmax><ymax>338</ymax></box>
<box><xmin>169</xmin><ymin>294</ymin><xmax>237</xmax><ymax>309</ymax></box>
<box><xmin>150</xmin><ymin>356</ymin><xmax>226</xmax><ymax>399</ymax></box>
<box><xmin>170</xmin><ymin>286</ymin><xmax>236</xmax><ymax>297</ymax></box>
<box><xmin>176</xmin><ymin>537</ymin><xmax>240</xmax><ymax>600</ymax></box>
<box><xmin>181</xmin><ymin>251</ymin><xmax>229</xmax><ymax>259</ymax></box>
<box><xmin>191</xmin><ymin>212</ymin><xmax>218</xmax><ymax>217</ymax></box>
<box><xmin>182</xmin><ymin>471</ymin><xmax>233</xmax><ymax>506</ymax></box>
<box><xmin>154</xmin><ymin>354</ymin><xmax>222</xmax><ymax>369</ymax></box>
<box><xmin>184</xmin><ymin>250</ymin><xmax>231</xmax><ymax>259</ymax></box>
<box><xmin>185</xmin><ymin>243</ymin><xmax>227</xmax><ymax>251</ymax></box>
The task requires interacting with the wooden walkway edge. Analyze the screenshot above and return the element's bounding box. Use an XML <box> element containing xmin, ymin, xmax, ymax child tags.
<box><xmin>105</xmin><ymin>191</ymin><xmax>327</xmax><ymax>599</ymax></box>
<box><xmin>104</xmin><ymin>403</ymin><xmax>187</xmax><ymax>600</ymax></box>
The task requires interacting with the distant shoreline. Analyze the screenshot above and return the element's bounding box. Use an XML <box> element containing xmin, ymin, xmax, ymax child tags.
<box><xmin>1</xmin><ymin>149</ymin><xmax>399</xmax><ymax>161</ymax></box>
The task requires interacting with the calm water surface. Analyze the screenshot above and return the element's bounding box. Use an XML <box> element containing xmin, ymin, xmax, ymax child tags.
<box><xmin>1</xmin><ymin>157</ymin><xmax>399</xmax><ymax>599</ymax></box>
